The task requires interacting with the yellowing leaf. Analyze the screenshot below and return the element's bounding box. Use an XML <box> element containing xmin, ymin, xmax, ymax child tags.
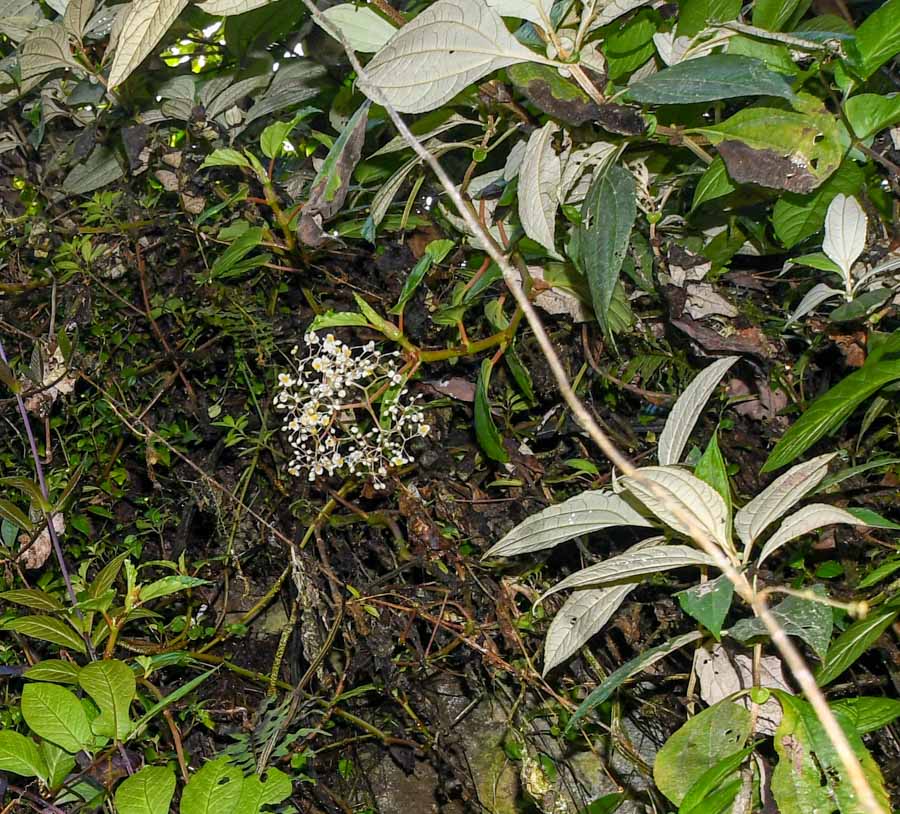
<box><xmin>107</xmin><ymin>0</ymin><xmax>190</xmax><ymax>88</ymax></box>
<box><xmin>357</xmin><ymin>0</ymin><xmax>546</xmax><ymax>113</ymax></box>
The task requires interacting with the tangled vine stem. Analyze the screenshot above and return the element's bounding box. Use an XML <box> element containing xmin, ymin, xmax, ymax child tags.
<box><xmin>299</xmin><ymin>8</ymin><xmax>887</xmax><ymax>812</ymax></box>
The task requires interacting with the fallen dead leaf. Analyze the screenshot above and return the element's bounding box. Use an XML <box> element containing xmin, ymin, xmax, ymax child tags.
<box><xmin>18</xmin><ymin>513</ymin><xmax>64</xmax><ymax>570</ymax></box>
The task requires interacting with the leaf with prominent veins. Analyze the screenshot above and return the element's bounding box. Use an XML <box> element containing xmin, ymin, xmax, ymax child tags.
<box><xmin>518</xmin><ymin>122</ymin><xmax>561</xmax><ymax>256</ymax></box>
<box><xmin>107</xmin><ymin>0</ymin><xmax>190</xmax><ymax>87</ymax></box>
<box><xmin>357</xmin><ymin>0</ymin><xmax>548</xmax><ymax>113</ymax></box>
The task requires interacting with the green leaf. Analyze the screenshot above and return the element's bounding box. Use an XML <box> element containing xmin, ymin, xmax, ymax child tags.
<box><xmin>508</xmin><ymin>61</ymin><xmax>603</xmax><ymax>126</ymax></box>
<box><xmin>628</xmin><ymin>54</ymin><xmax>795</xmax><ymax>104</ymax></box>
<box><xmin>63</xmin><ymin>147</ymin><xmax>124</xmax><ymax>196</ymax></box>
<box><xmin>771</xmin><ymin>692</ymin><xmax>889</xmax><ymax>814</ymax></box>
<box><xmin>678</xmin><ymin>745</ymin><xmax>754</xmax><ymax>814</ymax></box>
<box><xmin>79</xmin><ymin>659</ymin><xmax>135</xmax><ymax>740</ymax></box>
<box><xmin>39</xmin><ymin>740</ymin><xmax>75</xmax><ymax>788</ymax></box>
<box><xmin>694</xmin><ymin>431</ymin><xmax>731</xmax><ymax>521</ymax></box>
<box><xmin>815</xmin><ymin>605</ymin><xmax>898</xmax><ymax>686</ymax></box>
<box><xmin>115</xmin><ymin>765</ymin><xmax>177</xmax><ymax>814</ymax></box>
<box><xmin>830</xmin><ymin>697</ymin><xmax>900</xmax><ymax>734</ymax></box>
<box><xmin>729</xmin><ymin>589</ymin><xmax>832</xmax><ymax>660</ymax></box>
<box><xmin>604</xmin><ymin>8</ymin><xmax>658</xmax><ymax>80</ymax></box>
<box><xmin>307</xmin><ymin>310</ymin><xmax>371</xmax><ymax>332</ymax></box>
<box><xmin>677</xmin><ymin>0</ymin><xmax>741</xmax><ymax>37</ymax></box>
<box><xmin>235</xmin><ymin>766</ymin><xmax>292</xmax><ymax>812</ymax></box>
<box><xmin>0</xmin><ymin>731</ymin><xmax>48</xmax><ymax>778</ymax></box>
<box><xmin>475</xmin><ymin>358</ymin><xmax>509</xmax><ymax>463</ymax></box>
<box><xmin>8</xmin><ymin>615</ymin><xmax>87</xmax><ymax>654</ymax></box>
<box><xmin>390</xmin><ymin>254</ymin><xmax>433</xmax><ymax>314</ymax></box>
<box><xmin>773</xmin><ymin>160</ymin><xmax>864</xmax><ymax>248</ymax></box>
<box><xmin>676</xmin><ymin>575</ymin><xmax>734</xmax><ymax>640</ymax></box>
<box><xmin>130</xmin><ymin>667</ymin><xmax>218</xmax><ymax>739</ymax></box>
<box><xmin>139</xmin><ymin>575</ymin><xmax>209</xmax><ymax>603</ymax></box>
<box><xmin>850</xmin><ymin>0</ymin><xmax>900</xmax><ymax>79</ymax></box>
<box><xmin>0</xmin><ymin>588</ymin><xmax>65</xmax><ymax>612</ymax></box>
<box><xmin>574</xmin><ymin>163</ymin><xmax>636</xmax><ymax>337</ymax></box>
<box><xmin>200</xmin><ymin>148</ymin><xmax>251</xmax><ymax>170</ymax></box>
<box><xmin>0</xmin><ymin>498</ymin><xmax>32</xmax><ymax>532</ymax></box>
<box><xmin>653</xmin><ymin>699</ymin><xmax>752</xmax><ymax>806</ymax></box>
<box><xmin>829</xmin><ymin>288</ymin><xmax>893</xmax><ymax>323</ymax></box>
<box><xmin>179</xmin><ymin>756</ymin><xmax>243</xmax><ymax>814</ymax></box>
<box><xmin>691</xmin><ymin>107</ymin><xmax>844</xmax><ymax>194</ymax></box>
<box><xmin>22</xmin><ymin>683</ymin><xmax>92</xmax><ymax>753</ymax></box>
<box><xmin>567</xmin><ymin>631</ymin><xmax>703</xmax><ymax>731</ymax></box>
<box><xmin>210</xmin><ymin>227</ymin><xmax>266</xmax><ymax>280</ymax></box>
<box><xmin>751</xmin><ymin>0</ymin><xmax>808</xmax><ymax>31</ymax></box>
<box><xmin>691</xmin><ymin>157</ymin><xmax>736</xmax><ymax>211</ymax></box>
<box><xmin>764</xmin><ymin>356</ymin><xmax>900</xmax><ymax>471</ymax></box>
<box><xmin>89</xmin><ymin>552</ymin><xmax>129</xmax><ymax>600</ymax></box>
<box><xmin>845</xmin><ymin>93</ymin><xmax>900</xmax><ymax>140</ymax></box>
<box><xmin>259</xmin><ymin>108</ymin><xmax>317</xmax><ymax>159</ymax></box>
<box><xmin>25</xmin><ymin>659</ymin><xmax>82</xmax><ymax>685</ymax></box>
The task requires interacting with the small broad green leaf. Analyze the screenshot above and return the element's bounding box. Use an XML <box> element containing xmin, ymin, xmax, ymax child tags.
<box><xmin>259</xmin><ymin>108</ymin><xmax>317</xmax><ymax>160</ymax></box>
<box><xmin>518</xmin><ymin>121</ymin><xmax>561</xmax><ymax>256</ymax></box>
<box><xmin>691</xmin><ymin>107</ymin><xmax>844</xmax><ymax>194</ymax></box>
<box><xmin>483</xmin><ymin>489</ymin><xmax>652</xmax><ymax>558</ymax></box>
<box><xmin>694</xmin><ymin>432</ymin><xmax>731</xmax><ymax>524</ymax></box>
<box><xmin>0</xmin><ymin>588</ymin><xmax>64</xmax><ymax>612</ymax></box>
<box><xmin>845</xmin><ymin>93</ymin><xmax>900</xmax><ymax>140</ymax></box>
<box><xmin>139</xmin><ymin>575</ymin><xmax>209</xmax><ymax>603</ymax></box>
<box><xmin>22</xmin><ymin>683</ymin><xmax>92</xmax><ymax>753</ymax></box>
<box><xmin>116</xmin><ymin>765</ymin><xmax>177</xmax><ymax>814</ymax></box>
<box><xmin>320</xmin><ymin>3</ymin><xmax>397</xmax><ymax>52</ymax></box>
<box><xmin>829</xmin><ymin>288</ymin><xmax>893</xmax><ymax>323</ymax></box>
<box><xmin>771</xmin><ymin>692</ymin><xmax>889</xmax><ymax>813</ymax></box>
<box><xmin>200</xmin><ymin>148</ymin><xmax>252</xmax><ymax>170</ymax></box>
<box><xmin>678</xmin><ymin>744</ymin><xmax>754</xmax><ymax>814</ymax></box>
<box><xmin>0</xmin><ymin>731</ymin><xmax>48</xmax><ymax>778</ymax></box>
<box><xmin>179</xmin><ymin>756</ymin><xmax>243</xmax><ymax>814</ymax></box>
<box><xmin>763</xmin><ymin>354</ymin><xmax>900</xmax><ymax>471</ymax></box>
<box><xmin>676</xmin><ymin>574</ymin><xmax>734</xmax><ymax>639</ymax></box>
<box><xmin>8</xmin><ymin>615</ymin><xmax>87</xmax><ymax>654</ymax></box>
<box><xmin>850</xmin><ymin>0</ymin><xmax>900</xmax><ymax>79</ymax></box>
<box><xmin>79</xmin><ymin>659</ymin><xmax>136</xmax><ymax>740</ymax></box>
<box><xmin>691</xmin><ymin>157</ymin><xmax>736</xmax><ymax>211</ymax></box>
<box><xmin>816</xmin><ymin>605</ymin><xmax>898</xmax><ymax>686</ymax></box>
<box><xmin>773</xmin><ymin>160</ymin><xmax>864</xmax><ymax>248</ymax></box>
<box><xmin>659</xmin><ymin>357</ymin><xmax>737</xmax><ymax>467</ymax></box>
<box><xmin>307</xmin><ymin>310</ymin><xmax>370</xmax><ymax>332</ymax></box>
<box><xmin>356</xmin><ymin>0</ymin><xmax>548</xmax><ymax>114</ymax></box>
<box><xmin>829</xmin><ymin>697</ymin><xmax>900</xmax><ymax>734</ymax></box>
<box><xmin>574</xmin><ymin>162</ymin><xmax>636</xmax><ymax>337</ymax></box>
<box><xmin>567</xmin><ymin>630</ymin><xmax>704</xmax><ymax>731</ymax></box>
<box><xmin>107</xmin><ymin>0</ymin><xmax>191</xmax><ymax>87</ymax></box>
<box><xmin>653</xmin><ymin>698</ymin><xmax>752</xmax><ymax>806</ymax></box>
<box><xmin>729</xmin><ymin>588</ymin><xmax>832</xmax><ymax>660</ymax></box>
<box><xmin>39</xmin><ymin>740</ymin><xmax>75</xmax><ymax>788</ymax></box>
<box><xmin>628</xmin><ymin>54</ymin><xmax>795</xmax><ymax>104</ymax></box>
<box><xmin>236</xmin><ymin>766</ymin><xmax>292</xmax><ymax>811</ymax></box>
<box><xmin>475</xmin><ymin>358</ymin><xmax>508</xmax><ymax>463</ymax></box>
<box><xmin>751</xmin><ymin>0</ymin><xmax>807</xmax><ymax>31</ymax></box>
<box><xmin>25</xmin><ymin>660</ymin><xmax>82</xmax><ymax>685</ymax></box>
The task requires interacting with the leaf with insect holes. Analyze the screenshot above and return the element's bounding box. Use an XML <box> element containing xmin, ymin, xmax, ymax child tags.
<box><xmin>621</xmin><ymin>466</ymin><xmax>731</xmax><ymax>553</ymax></box>
<box><xmin>543</xmin><ymin>584</ymin><xmax>638</xmax><ymax>674</ymax></box>
<box><xmin>822</xmin><ymin>194</ymin><xmax>867</xmax><ymax>284</ymax></box>
<box><xmin>357</xmin><ymin>0</ymin><xmax>547</xmax><ymax>114</ymax></box>
<box><xmin>729</xmin><ymin>589</ymin><xmax>833</xmax><ymax>660</ymax></box>
<box><xmin>658</xmin><ymin>357</ymin><xmax>737</xmax><ymax>466</ymax></box>
<box><xmin>518</xmin><ymin>121</ymin><xmax>561</xmax><ymax>256</ymax></box>
<box><xmin>321</xmin><ymin>4</ymin><xmax>397</xmax><ymax>52</ymax></box>
<box><xmin>756</xmin><ymin>503</ymin><xmax>867</xmax><ymax>567</ymax></box>
<box><xmin>179</xmin><ymin>756</ymin><xmax>243</xmax><ymax>813</ymax></box>
<box><xmin>483</xmin><ymin>489</ymin><xmax>652</xmax><ymax>558</ymax></box>
<box><xmin>541</xmin><ymin>544</ymin><xmax>716</xmax><ymax>598</ymax></box>
<box><xmin>107</xmin><ymin>0</ymin><xmax>190</xmax><ymax>88</ymax></box>
<box><xmin>734</xmin><ymin>453</ymin><xmax>835</xmax><ymax>556</ymax></box>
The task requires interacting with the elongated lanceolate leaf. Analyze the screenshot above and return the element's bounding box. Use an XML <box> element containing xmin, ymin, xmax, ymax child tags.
<box><xmin>115</xmin><ymin>766</ymin><xmax>177</xmax><ymax>814</ymax></box>
<box><xmin>543</xmin><ymin>583</ymin><xmax>638</xmax><ymax>674</ymax></box>
<box><xmin>822</xmin><ymin>194</ymin><xmax>866</xmax><ymax>283</ymax></box>
<box><xmin>785</xmin><ymin>282</ymin><xmax>842</xmax><ymax>326</ymax></box>
<box><xmin>658</xmin><ymin>356</ymin><xmax>737</xmax><ymax>466</ymax></box>
<box><xmin>576</xmin><ymin>162</ymin><xmax>636</xmax><ymax>335</ymax></box>
<box><xmin>734</xmin><ymin>453</ymin><xmax>834</xmax><ymax>555</ymax></box>
<box><xmin>357</xmin><ymin>0</ymin><xmax>545</xmax><ymax>113</ymax></box>
<box><xmin>107</xmin><ymin>0</ymin><xmax>190</xmax><ymax>88</ymax></box>
<box><xmin>621</xmin><ymin>466</ymin><xmax>731</xmax><ymax>553</ymax></box>
<box><xmin>541</xmin><ymin>545</ymin><xmax>715</xmax><ymax>598</ymax></box>
<box><xmin>197</xmin><ymin>0</ymin><xmax>269</xmax><ymax>13</ymax></box>
<box><xmin>483</xmin><ymin>489</ymin><xmax>652</xmax><ymax>558</ymax></box>
<box><xmin>816</xmin><ymin>605</ymin><xmax>899</xmax><ymax>686</ymax></box>
<box><xmin>518</xmin><ymin>121</ymin><xmax>561</xmax><ymax>256</ymax></box>
<box><xmin>321</xmin><ymin>4</ymin><xmax>397</xmax><ymax>52</ymax></box>
<box><xmin>628</xmin><ymin>54</ymin><xmax>795</xmax><ymax>104</ymax></box>
<box><xmin>8</xmin><ymin>615</ymin><xmax>86</xmax><ymax>654</ymax></box>
<box><xmin>567</xmin><ymin>630</ymin><xmax>704</xmax><ymax>730</ymax></box>
<box><xmin>757</xmin><ymin>504</ymin><xmax>866</xmax><ymax>566</ymax></box>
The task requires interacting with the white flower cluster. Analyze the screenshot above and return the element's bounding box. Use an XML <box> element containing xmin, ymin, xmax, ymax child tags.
<box><xmin>274</xmin><ymin>333</ymin><xmax>430</xmax><ymax>489</ymax></box>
